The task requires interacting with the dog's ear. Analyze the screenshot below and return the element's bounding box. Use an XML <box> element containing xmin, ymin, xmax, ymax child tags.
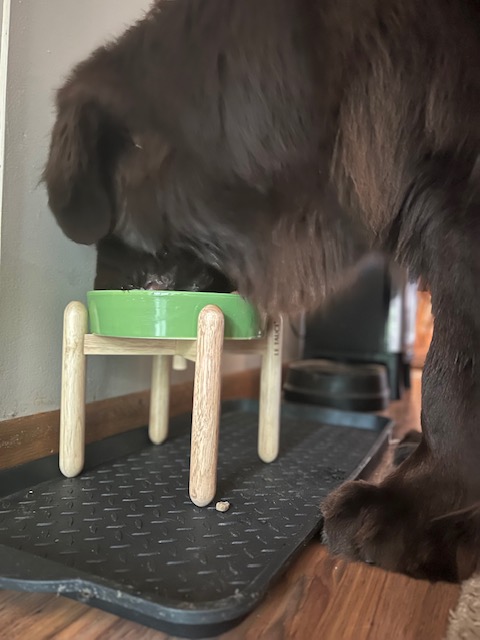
<box><xmin>43</xmin><ymin>95</ymin><xmax>127</xmax><ymax>245</ymax></box>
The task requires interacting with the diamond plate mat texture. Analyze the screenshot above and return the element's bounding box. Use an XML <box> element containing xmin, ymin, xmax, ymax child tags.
<box><xmin>0</xmin><ymin>400</ymin><xmax>391</xmax><ymax>638</ymax></box>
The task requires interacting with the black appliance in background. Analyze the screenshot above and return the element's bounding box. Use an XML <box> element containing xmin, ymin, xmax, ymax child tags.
<box><xmin>300</xmin><ymin>253</ymin><xmax>417</xmax><ymax>401</ymax></box>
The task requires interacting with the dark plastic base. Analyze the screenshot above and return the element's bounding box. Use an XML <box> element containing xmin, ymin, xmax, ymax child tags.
<box><xmin>301</xmin><ymin>349</ymin><xmax>409</xmax><ymax>400</ymax></box>
<box><xmin>284</xmin><ymin>359</ymin><xmax>390</xmax><ymax>412</ymax></box>
<box><xmin>0</xmin><ymin>400</ymin><xmax>392</xmax><ymax>638</ymax></box>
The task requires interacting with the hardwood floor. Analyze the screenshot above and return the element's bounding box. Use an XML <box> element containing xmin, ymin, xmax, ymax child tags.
<box><xmin>0</xmin><ymin>546</ymin><xmax>458</xmax><ymax>640</ymax></box>
<box><xmin>0</xmin><ymin>371</ymin><xmax>460</xmax><ymax>639</ymax></box>
<box><xmin>412</xmin><ymin>291</ymin><xmax>433</xmax><ymax>369</ymax></box>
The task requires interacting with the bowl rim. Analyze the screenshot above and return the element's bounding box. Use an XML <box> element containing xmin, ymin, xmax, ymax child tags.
<box><xmin>87</xmin><ymin>290</ymin><xmax>246</xmax><ymax>300</ymax></box>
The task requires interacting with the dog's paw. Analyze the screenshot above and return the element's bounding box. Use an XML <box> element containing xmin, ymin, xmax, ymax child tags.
<box><xmin>322</xmin><ymin>478</ymin><xmax>480</xmax><ymax>582</ymax></box>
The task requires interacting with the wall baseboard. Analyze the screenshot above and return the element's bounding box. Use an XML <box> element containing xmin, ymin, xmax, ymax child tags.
<box><xmin>0</xmin><ymin>368</ymin><xmax>264</xmax><ymax>471</ymax></box>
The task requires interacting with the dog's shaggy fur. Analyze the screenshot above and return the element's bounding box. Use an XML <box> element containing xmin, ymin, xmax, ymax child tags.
<box><xmin>44</xmin><ymin>0</ymin><xmax>480</xmax><ymax>582</ymax></box>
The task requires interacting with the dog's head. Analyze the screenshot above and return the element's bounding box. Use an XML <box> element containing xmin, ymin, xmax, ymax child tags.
<box><xmin>93</xmin><ymin>235</ymin><xmax>234</xmax><ymax>293</ymax></box>
<box><xmin>42</xmin><ymin>0</ymin><xmax>362</xmax><ymax>311</ymax></box>
<box><xmin>42</xmin><ymin>58</ymin><xmax>273</xmax><ymax>296</ymax></box>
<box><xmin>42</xmin><ymin>88</ymin><xmax>241</xmax><ymax>293</ymax></box>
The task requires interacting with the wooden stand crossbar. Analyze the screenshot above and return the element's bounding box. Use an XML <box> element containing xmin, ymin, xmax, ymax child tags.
<box><xmin>60</xmin><ymin>301</ymin><xmax>283</xmax><ymax>507</ymax></box>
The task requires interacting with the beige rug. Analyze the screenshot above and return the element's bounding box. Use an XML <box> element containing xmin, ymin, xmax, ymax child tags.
<box><xmin>446</xmin><ymin>574</ymin><xmax>480</xmax><ymax>639</ymax></box>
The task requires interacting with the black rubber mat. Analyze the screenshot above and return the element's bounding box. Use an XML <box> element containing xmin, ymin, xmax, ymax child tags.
<box><xmin>0</xmin><ymin>400</ymin><xmax>392</xmax><ymax>638</ymax></box>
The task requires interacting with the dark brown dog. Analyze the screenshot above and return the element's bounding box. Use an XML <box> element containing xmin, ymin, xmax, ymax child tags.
<box><xmin>44</xmin><ymin>0</ymin><xmax>480</xmax><ymax>582</ymax></box>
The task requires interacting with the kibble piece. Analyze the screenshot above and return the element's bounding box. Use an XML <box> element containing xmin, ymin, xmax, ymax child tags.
<box><xmin>215</xmin><ymin>501</ymin><xmax>231</xmax><ymax>513</ymax></box>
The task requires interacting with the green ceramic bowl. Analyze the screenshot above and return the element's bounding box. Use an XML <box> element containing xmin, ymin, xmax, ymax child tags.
<box><xmin>87</xmin><ymin>290</ymin><xmax>263</xmax><ymax>339</ymax></box>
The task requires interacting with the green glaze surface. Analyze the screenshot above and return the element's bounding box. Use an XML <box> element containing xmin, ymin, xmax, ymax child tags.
<box><xmin>87</xmin><ymin>290</ymin><xmax>263</xmax><ymax>339</ymax></box>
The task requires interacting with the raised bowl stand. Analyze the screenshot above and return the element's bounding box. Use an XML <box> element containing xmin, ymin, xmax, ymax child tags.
<box><xmin>60</xmin><ymin>301</ymin><xmax>283</xmax><ymax>507</ymax></box>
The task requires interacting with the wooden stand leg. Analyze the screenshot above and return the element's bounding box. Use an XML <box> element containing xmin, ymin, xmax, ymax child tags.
<box><xmin>258</xmin><ymin>316</ymin><xmax>283</xmax><ymax>463</ymax></box>
<box><xmin>59</xmin><ymin>301</ymin><xmax>88</xmax><ymax>477</ymax></box>
<box><xmin>172</xmin><ymin>355</ymin><xmax>188</xmax><ymax>371</ymax></box>
<box><xmin>189</xmin><ymin>305</ymin><xmax>224</xmax><ymax>507</ymax></box>
<box><xmin>149</xmin><ymin>355</ymin><xmax>171</xmax><ymax>444</ymax></box>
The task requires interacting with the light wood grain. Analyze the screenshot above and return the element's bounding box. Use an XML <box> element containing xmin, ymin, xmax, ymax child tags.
<box><xmin>83</xmin><ymin>334</ymin><xmax>198</xmax><ymax>360</ymax></box>
<box><xmin>148</xmin><ymin>355</ymin><xmax>171</xmax><ymax>445</ymax></box>
<box><xmin>258</xmin><ymin>317</ymin><xmax>283</xmax><ymax>463</ymax></box>
<box><xmin>59</xmin><ymin>301</ymin><xmax>88</xmax><ymax>477</ymax></box>
<box><xmin>172</xmin><ymin>355</ymin><xmax>188</xmax><ymax>371</ymax></box>
<box><xmin>189</xmin><ymin>305</ymin><xmax>225</xmax><ymax>507</ymax></box>
<box><xmin>65</xmin><ymin>303</ymin><xmax>269</xmax><ymax>484</ymax></box>
<box><xmin>83</xmin><ymin>334</ymin><xmax>266</xmax><ymax>358</ymax></box>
